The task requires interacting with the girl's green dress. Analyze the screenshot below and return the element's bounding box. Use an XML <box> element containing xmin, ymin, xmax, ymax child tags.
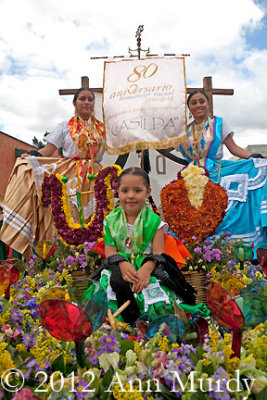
<box><xmin>82</xmin><ymin>205</ymin><xmax>208</xmax><ymax>320</ymax></box>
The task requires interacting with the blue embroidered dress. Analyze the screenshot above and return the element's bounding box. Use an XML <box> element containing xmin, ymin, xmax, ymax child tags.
<box><xmin>179</xmin><ymin>116</ymin><xmax>267</xmax><ymax>251</ymax></box>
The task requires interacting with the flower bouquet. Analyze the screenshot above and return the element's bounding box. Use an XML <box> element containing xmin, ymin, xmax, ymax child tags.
<box><xmin>161</xmin><ymin>164</ymin><xmax>228</xmax><ymax>247</ymax></box>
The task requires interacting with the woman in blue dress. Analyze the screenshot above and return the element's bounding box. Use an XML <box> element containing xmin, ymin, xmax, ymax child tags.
<box><xmin>177</xmin><ymin>90</ymin><xmax>267</xmax><ymax>252</ymax></box>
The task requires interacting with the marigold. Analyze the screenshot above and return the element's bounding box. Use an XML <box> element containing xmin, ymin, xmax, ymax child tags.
<box><xmin>161</xmin><ymin>168</ymin><xmax>228</xmax><ymax>246</ymax></box>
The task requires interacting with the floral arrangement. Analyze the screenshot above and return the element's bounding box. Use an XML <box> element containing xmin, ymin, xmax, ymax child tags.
<box><xmin>0</xmin><ymin>234</ymin><xmax>266</xmax><ymax>399</ymax></box>
<box><xmin>207</xmin><ymin>257</ymin><xmax>266</xmax><ymax>286</ymax></box>
<box><xmin>181</xmin><ymin>232</ymin><xmax>233</xmax><ymax>273</ymax></box>
<box><xmin>1</xmin><ymin>277</ymin><xmax>266</xmax><ymax>400</ymax></box>
<box><xmin>29</xmin><ymin>236</ymin><xmax>103</xmax><ymax>276</ymax></box>
<box><xmin>161</xmin><ymin>164</ymin><xmax>228</xmax><ymax>246</ymax></box>
<box><xmin>41</xmin><ymin>164</ymin><xmax>121</xmax><ymax>247</ymax></box>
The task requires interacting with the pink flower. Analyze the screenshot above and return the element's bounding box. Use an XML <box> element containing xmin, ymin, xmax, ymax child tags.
<box><xmin>1</xmin><ymin>324</ymin><xmax>11</xmax><ymax>331</ymax></box>
<box><xmin>1</xmin><ymin>325</ymin><xmax>21</xmax><ymax>339</ymax></box>
<box><xmin>153</xmin><ymin>351</ymin><xmax>168</xmax><ymax>379</ymax></box>
<box><xmin>12</xmin><ymin>388</ymin><xmax>40</xmax><ymax>400</ymax></box>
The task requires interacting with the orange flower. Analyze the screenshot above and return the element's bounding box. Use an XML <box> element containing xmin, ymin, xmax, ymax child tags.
<box><xmin>161</xmin><ymin>177</ymin><xmax>228</xmax><ymax>246</ymax></box>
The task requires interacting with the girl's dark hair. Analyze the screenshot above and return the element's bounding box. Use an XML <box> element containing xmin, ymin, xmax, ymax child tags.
<box><xmin>73</xmin><ymin>88</ymin><xmax>95</xmax><ymax>103</ymax></box>
<box><xmin>118</xmin><ymin>167</ymin><xmax>150</xmax><ymax>188</ymax></box>
<box><xmin>187</xmin><ymin>90</ymin><xmax>209</xmax><ymax>106</ymax></box>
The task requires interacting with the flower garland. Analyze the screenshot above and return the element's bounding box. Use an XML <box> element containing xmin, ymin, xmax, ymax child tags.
<box><xmin>161</xmin><ymin>164</ymin><xmax>228</xmax><ymax>246</ymax></box>
<box><xmin>41</xmin><ymin>165</ymin><xmax>121</xmax><ymax>247</ymax></box>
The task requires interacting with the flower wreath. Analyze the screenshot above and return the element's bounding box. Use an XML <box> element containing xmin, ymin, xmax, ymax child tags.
<box><xmin>161</xmin><ymin>164</ymin><xmax>228</xmax><ymax>246</ymax></box>
<box><xmin>41</xmin><ymin>165</ymin><xmax>121</xmax><ymax>247</ymax></box>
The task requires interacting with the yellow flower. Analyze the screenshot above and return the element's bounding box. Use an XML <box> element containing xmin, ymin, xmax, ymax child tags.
<box><xmin>30</xmin><ymin>332</ymin><xmax>61</xmax><ymax>369</ymax></box>
<box><xmin>0</xmin><ymin>343</ymin><xmax>16</xmax><ymax>375</ymax></box>
<box><xmin>202</xmin><ymin>357</ymin><xmax>212</xmax><ymax>366</ymax></box>
<box><xmin>16</xmin><ymin>343</ymin><xmax>28</xmax><ymax>352</ymax></box>
<box><xmin>133</xmin><ymin>341</ymin><xmax>142</xmax><ymax>361</ymax></box>
<box><xmin>113</xmin><ymin>383</ymin><xmax>145</xmax><ymax>400</ymax></box>
<box><xmin>158</xmin><ymin>336</ymin><xmax>170</xmax><ymax>352</ymax></box>
<box><xmin>0</xmin><ymin>311</ymin><xmax>11</xmax><ymax>324</ymax></box>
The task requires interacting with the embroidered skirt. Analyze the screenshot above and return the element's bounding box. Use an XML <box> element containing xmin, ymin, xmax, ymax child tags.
<box><xmin>81</xmin><ymin>254</ymin><xmax>183</xmax><ymax>321</ymax></box>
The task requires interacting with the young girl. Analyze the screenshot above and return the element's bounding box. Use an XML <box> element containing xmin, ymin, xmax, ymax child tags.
<box><xmin>82</xmin><ymin>167</ymin><xmax>196</xmax><ymax>325</ymax></box>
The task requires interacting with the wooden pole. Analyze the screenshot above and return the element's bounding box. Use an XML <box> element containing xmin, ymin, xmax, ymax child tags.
<box><xmin>59</xmin><ymin>75</ymin><xmax>233</xmax><ymax>116</ymax></box>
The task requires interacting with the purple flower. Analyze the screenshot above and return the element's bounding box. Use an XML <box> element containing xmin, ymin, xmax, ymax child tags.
<box><xmin>65</xmin><ymin>255</ymin><xmax>75</xmax><ymax>264</ymax></box>
<box><xmin>99</xmin><ymin>334</ymin><xmax>120</xmax><ymax>353</ymax></box>
<box><xmin>173</xmin><ymin>344</ymin><xmax>196</xmax><ymax>356</ymax></box>
<box><xmin>76</xmin><ymin>379</ymin><xmax>93</xmax><ymax>399</ymax></box>
<box><xmin>22</xmin><ymin>333</ymin><xmax>33</xmax><ymax>347</ymax></box>
<box><xmin>209</xmin><ymin>367</ymin><xmax>231</xmax><ymax>400</ymax></box>
<box><xmin>203</xmin><ymin>250</ymin><xmax>212</xmax><ymax>262</ymax></box>
<box><xmin>11</xmin><ymin>308</ymin><xmax>23</xmax><ymax>323</ymax></box>
<box><xmin>203</xmin><ymin>245</ymin><xmax>211</xmax><ymax>251</ymax></box>
<box><xmin>76</xmin><ymin>254</ymin><xmax>85</xmax><ymax>262</ymax></box>
<box><xmin>88</xmin><ymin>350</ymin><xmax>102</xmax><ymax>365</ymax></box>
<box><xmin>84</xmin><ymin>241</ymin><xmax>96</xmax><ymax>252</ymax></box>
<box><xmin>211</xmin><ymin>248</ymin><xmax>222</xmax><ymax>261</ymax></box>
<box><xmin>194</xmin><ymin>247</ymin><xmax>202</xmax><ymax>254</ymax></box>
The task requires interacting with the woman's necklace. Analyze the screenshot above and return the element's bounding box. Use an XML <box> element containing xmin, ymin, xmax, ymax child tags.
<box><xmin>191</xmin><ymin>118</ymin><xmax>208</xmax><ymax>163</ymax></box>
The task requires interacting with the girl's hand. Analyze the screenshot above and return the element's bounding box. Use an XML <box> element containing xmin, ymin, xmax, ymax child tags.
<box><xmin>20</xmin><ymin>153</ymin><xmax>30</xmax><ymax>159</ymax></box>
<box><xmin>119</xmin><ymin>261</ymin><xmax>138</xmax><ymax>284</ymax></box>
<box><xmin>132</xmin><ymin>261</ymin><xmax>155</xmax><ymax>293</ymax></box>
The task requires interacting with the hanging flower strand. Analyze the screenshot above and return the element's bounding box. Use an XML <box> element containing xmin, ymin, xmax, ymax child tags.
<box><xmin>41</xmin><ymin>165</ymin><xmax>121</xmax><ymax>247</ymax></box>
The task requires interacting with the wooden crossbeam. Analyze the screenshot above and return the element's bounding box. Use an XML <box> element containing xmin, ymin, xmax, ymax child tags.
<box><xmin>59</xmin><ymin>75</ymin><xmax>234</xmax><ymax>115</ymax></box>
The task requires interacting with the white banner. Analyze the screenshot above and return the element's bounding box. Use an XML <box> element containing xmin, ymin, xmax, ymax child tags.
<box><xmin>103</xmin><ymin>57</ymin><xmax>187</xmax><ymax>155</ymax></box>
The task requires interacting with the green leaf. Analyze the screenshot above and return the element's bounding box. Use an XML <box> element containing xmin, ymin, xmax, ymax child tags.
<box><xmin>110</xmin><ymin>330</ymin><xmax>122</xmax><ymax>344</ymax></box>
<box><xmin>51</xmin><ymin>354</ymin><xmax>65</xmax><ymax>373</ymax></box>
<box><xmin>256</xmin><ymin>387</ymin><xmax>267</xmax><ymax>400</ymax></box>
<box><xmin>97</xmin><ymin>368</ymin><xmax>114</xmax><ymax>400</ymax></box>
<box><xmin>119</xmin><ymin>339</ymin><xmax>134</xmax><ymax>356</ymax></box>
<box><xmin>158</xmin><ymin>383</ymin><xmax>178</xmax><ymax>399</ymax></box>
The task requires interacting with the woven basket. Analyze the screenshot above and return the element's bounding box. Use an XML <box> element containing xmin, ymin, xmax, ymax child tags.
<box><xmin>71</xmin><ymin>270</ymin><xmax>92</xmax><ymax>303</ymax></box>
<box><xmin>182</xmin><ymin>271</ymin><xmax>207</xmax><ymax>304</ymax></box>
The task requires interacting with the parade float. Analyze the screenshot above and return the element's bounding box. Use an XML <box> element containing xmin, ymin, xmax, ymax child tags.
<box><xmin>0</xmin><ymin>28</ymin><xmax>266</xmax><ymax>399</ymax></box>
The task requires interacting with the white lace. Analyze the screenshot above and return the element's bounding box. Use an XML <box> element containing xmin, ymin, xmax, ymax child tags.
<box><xmin>220</xmin><ymin>174</ymin><xmax>248</xmax><ymax>202</ymax></box>
<box><xmin>26</xmin><ymin>156</ymin><xmax>57</xmax><ymax>198</ymax></box>
<box><xmin>142</xmin><ymin>281</ymin><xmax>170</xmax><ymax>312</ymax></box>
<box><xmin>100</xmin><ymin>270</ymin><xmax>117</xmax><ymax>301</ymax></box>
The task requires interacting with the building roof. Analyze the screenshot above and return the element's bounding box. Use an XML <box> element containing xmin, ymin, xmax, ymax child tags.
<box><xmin>0</xmin><ymin>130</ymin><xmax>34</xmax><ymax>147</ymax></box>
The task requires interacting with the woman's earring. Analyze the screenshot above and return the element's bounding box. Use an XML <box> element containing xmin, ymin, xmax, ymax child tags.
<box><xmin>189</xmin><ymin>111</ymin><xmax>192</xmax><ymax>119</ymax></box>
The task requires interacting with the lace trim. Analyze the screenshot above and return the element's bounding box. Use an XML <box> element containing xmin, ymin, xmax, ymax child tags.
<box><xmin>174</xmin><ymin>294</ymin><xmax>183</xmax><ymax>305</ymax></box>
<box><xmin>260</xmin><ymin>200</ymin><xmax>267</xmax><ymax>215</ymax></box>
<box><xmin>27</xmin><ymin>156</ymin><xmax>57</xmax><ymax>198</ymax></box>
<box><xmin>253</xmin><ymin>158</ymin><xmax>267</xmax><ymax>168</ymax></box>
<box><xmin>142</xmin><ymin>281</ymin><xmax>170</xmax><ymax>312</ymax></box>
<box><xmin>248</xmin><ymin>164</ymin><xmax>267</xmax><ymax>190</ymax></box>
<box><xmin>220</xmin><ymin>174</ymin><xmax>248</xmax><ymax>202</ymax></box>
<box><xmin>100</xmin><ymin>270</ymin><xmax>117</xmax><ymax>301</ymax></box>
